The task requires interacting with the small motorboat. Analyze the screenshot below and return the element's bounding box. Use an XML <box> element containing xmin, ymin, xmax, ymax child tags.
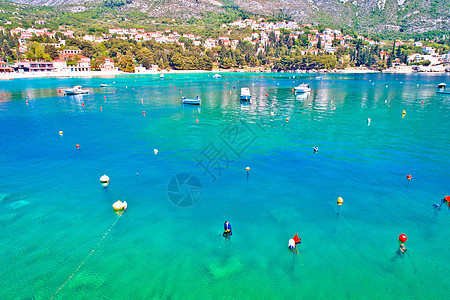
<box><xmin>240</xmin><ymin>87</ymin><xmax>251</xmax><ymax>101</ymax></box>
<box><xmin>113</xmin><ymin>200</ymin><xmax>127</xmax><ymax>211</ymax></box>
<box><xmin>315</xmin><ymin>76</ymin><xmax>323</xmax><ymax>80</ymax></box>
<box><xmin>294</xmin><ymin>83</ymin><xmax>311</xmax><ymax>93</ymax></box>
<box><xmin>181</xmin><ymin>96</ymin><xmax>201</xmax><ymax>105</ymax></box>
<box><xmin>213</xmin><ymin>74</ymin><xmax>221</xmax><ymax>79</ymax></box>
<box><xmin>100</xmin><ymin>84</ymin><xmax>108</xmax><ymax>87</ymax></box>
<box><xmin>160</xmin><ymin>74</ymin><xmax>164</xmax><ymax>79</ymax></box>
<box><xmin>65</xmin><ymin>85</ymin><xmax>89</xmax><ymax>95</ymax></box>
<box><xmin>436</xmin><ymin>83</ymin><xmax>449</xmax><ymax>94</ymax></box>
<box><xmin>100</xmin><ymin>174</ymin><xmax>110</xmax><ymax>187</ymax></box>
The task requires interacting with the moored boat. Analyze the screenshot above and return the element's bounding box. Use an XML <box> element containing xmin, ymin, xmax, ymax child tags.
<box><xmin>181</xmin><ymin>96</ymin><xmax>201</xmax><ymax>105</ymax></box>
<box><xmin>294</xmin><ymin>83</ymin><xmax>311</xmax><ymax>93</ymax></box>
<box><xmin>437</xmin><ymin>83</ymin><xmax>450</xmax><ymax>94</ymax></box>
<box><xmin>240</xmin><ymin>87</ymin><xmax>251</xmax><ymax>101</ymax></box>
<box><xmin>65</xmin><ymin>85</ymin><xmax>89</xmax><ymax>95</ymax></box>
<box><xmin>213</xmin><ymin>74</ymin><xmax>221</xmax><ymax>79</ymax></box>
<box><xmin>100</xmin><ymin>84</ymin><xmax>107</xmax><ymax>87</ymax></box>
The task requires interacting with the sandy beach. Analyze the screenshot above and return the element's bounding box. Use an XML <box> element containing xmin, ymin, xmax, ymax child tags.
<box><xmin>0</xmin><ymin>65</ymin><xmax>447</xmax><ymax>80</ymax></box>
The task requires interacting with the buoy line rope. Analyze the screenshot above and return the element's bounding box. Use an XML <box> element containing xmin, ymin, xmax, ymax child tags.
<box><xmin>50</xmin><ymin>211</ymin><xmax>125</xmax><ymax>300</ymax></box>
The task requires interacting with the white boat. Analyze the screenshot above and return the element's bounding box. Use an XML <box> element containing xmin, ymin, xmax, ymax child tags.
<box><xmin>181</xmin><ymin>96</ymin><xmax>201</xmax><ymax>105</ymax></box>
<box><xmin>65</xmin><ymin>86</ymin><xmax>89</xmax><ymax>95</ymax></box>
<box><xmin>294</xmin><ymin>83</ymin><xmax>311</xmax><ymax>93</ymax></box>
<box><xmin>160</xmin><ymin>74</ymin><xmax>164</xmax><ymax>79</ymax></box>
<box><xmin>296</xmin><ymin>92</ymin><xmax>310</xmax><ymax>100</ymax></box>
<box><xmin>213</xmin><ymin>74</ymin><xmax>221</xmax><ymax>79</ymax></box>
<box><xmin>315</xmin><ymin>76</ymin><xmax>323</xmax><ymax>80</ymax></box>
<box><xmin>100</xmin><ymin>84</ymin><xmax>107</xmax><ymax>87</ymax></box>
<box><xmin>240</xmin><ymin>87</ymin><xmax>251</xmax><ymax>101</ymax></box>
<box><xmin>437</xmin><ymin>83</ymin><xmax>450</xmax><ymax>94</ymax></box>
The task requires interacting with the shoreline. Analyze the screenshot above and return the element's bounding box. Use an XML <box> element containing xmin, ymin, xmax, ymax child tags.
<box><xmin>0</xmin><ymin>65</ymin><xmax>448</xmax><ymax>80</ymax></box>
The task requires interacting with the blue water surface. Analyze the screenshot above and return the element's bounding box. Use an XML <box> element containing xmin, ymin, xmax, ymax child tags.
<box><xmin>0</xmin><ymin>72</ymin><xmax>449</xmax><ymax>299</ymax></box>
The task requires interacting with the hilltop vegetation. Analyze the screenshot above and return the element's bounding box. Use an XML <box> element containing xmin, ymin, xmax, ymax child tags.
<box><xmin>4</xmin><ymin>0</ymin><xmax>450</xmax><ymax>33</ymax></box>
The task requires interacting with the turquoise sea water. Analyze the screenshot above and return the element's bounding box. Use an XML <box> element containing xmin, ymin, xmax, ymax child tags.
<box><xmin>0</xmin><ymin>72</ymin><xmax>449</xmax><ymax>299</ymax></box>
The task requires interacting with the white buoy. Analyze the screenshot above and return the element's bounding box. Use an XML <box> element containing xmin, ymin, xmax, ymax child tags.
<box><xmin>270</xmin><ymin>112</ymin><xmax>274</xmax><ymax>116</ymax></box>
<box><xmin>154</xmin><ymin>149</ymin><xmax>158</xmax><ymax>155</ymax></box>
<box><xmin>113</xmin><ymin>200</ymin><xmax>127</xmax><ymax>210</ymax></box>
<box><xmin>367</xmin><ymin>118</ymin><xmax>371</xmax><ymax>126</ymax></box>
<box><xmin>100</xmin><ymin>174</ymin><xmax>110</xmax><ymax>187</ymax></box>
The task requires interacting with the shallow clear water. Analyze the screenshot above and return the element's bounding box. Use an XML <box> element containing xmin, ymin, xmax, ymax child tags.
<box><xmin>0</xmin><ymin>73</ymin><xmax>449</xmax><ymax>299</ymax></box>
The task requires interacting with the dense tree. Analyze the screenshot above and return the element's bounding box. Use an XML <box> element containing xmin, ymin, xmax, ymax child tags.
<box><xmin>118</xmin><ymin>55</ymin><xmax>135</xmax><ymax>72</ymax></box>
<box><xmin>44</xmin><ymin>45</ymin><xmax>59</xmax><ymax>60</ymax></box>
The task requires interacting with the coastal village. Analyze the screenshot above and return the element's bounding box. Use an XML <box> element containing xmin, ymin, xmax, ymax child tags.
<box><xmin>0</xmin><ymin>18</ymin><xmax>449</xmax><ymax>75</ymax></box>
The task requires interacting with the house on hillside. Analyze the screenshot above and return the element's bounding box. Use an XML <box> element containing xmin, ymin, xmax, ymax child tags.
<box><xmin>52</xmin><ymin>59</ymin><xmax>67</xmax><ymax>72</ymax></box>
<box><xmin>14</xmin><ymin>61</ymin><xmax>54</xmax><ymax>73</ymax></box>
<box><xmin>0</xmin><ymin>60</ymin><xmax>13</xmax><ymax>73</ymax></box>
<box><xmin>100</xmin><ymin>58</ymin><xmax>115</xmax><ymax>72</ymax></box>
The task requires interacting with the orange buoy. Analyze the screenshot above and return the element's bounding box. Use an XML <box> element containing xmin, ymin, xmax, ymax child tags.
<box><xmin>113</xmin><ymin>91</ymin><xmax>115</xmax><ymax>93</ymax></box>
<box><xmin>399</xmin><ymin>234</ymin><xmax>407</xmax><ymax>243</ymax></box>
<box><xmin>337</xmin><ymin>197</ymin><xmax>344</xmax><ymax>205</ymax></box>
<box><xmin>82</xmin><ymin>103</ymin><xmax>85</xmax><ymax>107</ymax></box>
<box><xmin>196</xmin><ymin>119</ymin><xmax>199</xmax><ymax>123</ymax></box>
<box><xmin>169</xmin><ymin>83</ymin><xmax>171</xmax><ymax>86</ymax></box>
<box><xmin>143</xmin><ymin>111</ymin><xmax>145</xmax><ymax>116</ymax></box>
<box><xmin>265</xmin><ymin>94</ymin><xmax>268</xmax><ymax>96</ymax></box>
<box><xmin>76</xmin><ymin>144</ymin><xmax>80</xmax><ymax>149</ymax></box>
<box><xmin>59</xmin><ymin>131</ymin><xmax>63</xmax><ymax>136</ymax></box>
<box><xmin>245</xmin><ymin>167</ymin><xmax>250</xmax><ymax>172</ymax></box>
<box><xmin>100</xmin><ymin>107</ymin><xmax>103</xmax><ymax>111</ymax></box>
<box><xmin>185</xmin><ymin>83</ymin><xmax>187</xmax><ymax>85</ymax></box>
<box><xmin>321</xmin><ymin>82</ymin><xmax>323</xmax><ymax>85</ymax></box>
<box><xmin>406</xmin><ymin>175</ymin><xmax>412</xmax><ymax>180</ymax></box>
<box><xmin>286</xmin><ymin>118</ymin><xmax>289</xmax><ymax>122</ymax></box>
<box><xmin>58</xmin><ymin>89</ymin><xmax>61</xmax><ymax>92</ymax></box>
<box><xmin>26</xmin><ymin>100</ymin><xmax>28</xmax><ymax>105</ymax></box>
<box><xmin>180</xmin><ymin>91</ymin><xmax>182</xmax><ymax>94</ymax></box>
<box><xmin>421</xmin><ymin>101</ymin><xmax>424</xmax><ymax>104</ymax></box>
<box><xmin>104</xmin><ymin>96</ymin><xmax>106</xmax><ymax>99</ymax></box>
<box><xmin>444</xmin><ymin>196</ymin><xmax>450</xmax><ymax>203</ymax></box>
<box><xmin>174</xmin><ymin>87</ymin><xmax>176</xmax><ymax>89</ymax></box>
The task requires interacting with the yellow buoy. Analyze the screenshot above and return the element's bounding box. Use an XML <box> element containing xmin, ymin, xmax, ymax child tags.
<box><xmin>402</xmin><ymin>110</ymin><xmax>406</xmax><ymax>118</ymax></box>
<box><xmin>337</xmin><ymin>197</ymin><xmax>344</xmax><ymax>205</ymax></box>
<box><xmin>59</xmin><ymin>131</ymin><xmax>63</xmax><ymax>136</ymax></box>
<box><xmin>245</xmin><ymin>167</ymin><xmax>250</xmax><ymax>172</ymax></box>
